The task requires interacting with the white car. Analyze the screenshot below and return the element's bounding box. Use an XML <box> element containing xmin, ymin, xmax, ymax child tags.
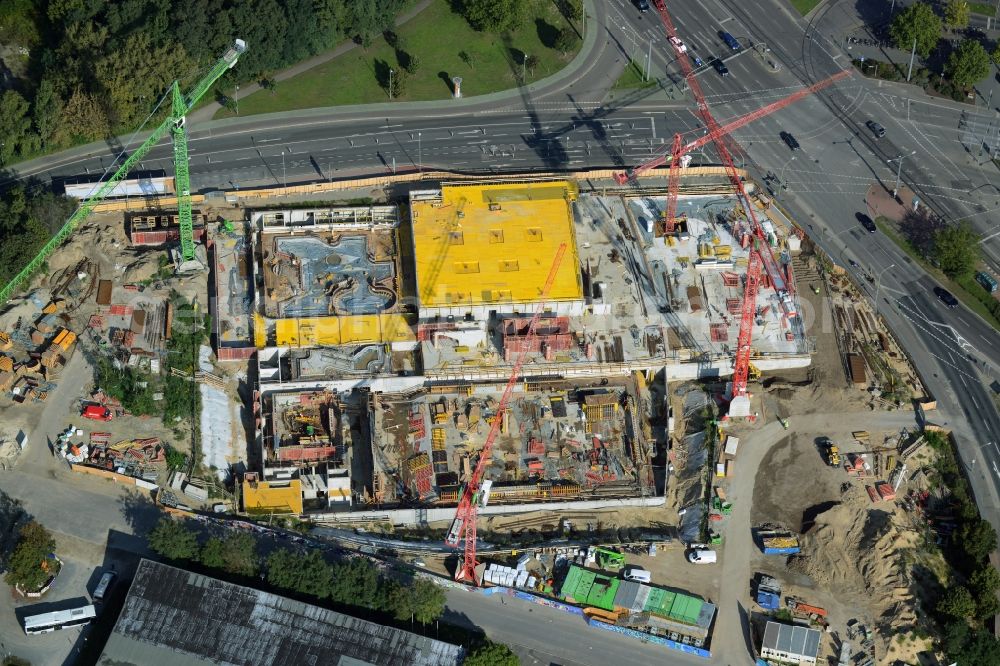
<box><xmin>687</xmin><ymin>549</ymin><xmax>717</xmax><ymax>564</ymax></box>
<box><xmin>669</xmin><ymin>36</ymin><xmax>688</xmax><ymax>53</ymax></box>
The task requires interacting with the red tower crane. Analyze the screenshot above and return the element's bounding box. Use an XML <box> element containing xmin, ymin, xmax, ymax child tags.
<box><xmin>643</xmin><ymin>0</ymin><xmax>848</xmax><ymax>416</ymax></box>
<box><xmin>445</xmin><ymin>243</ymin><xmax>568</xmax><ymax>583</ymax></box>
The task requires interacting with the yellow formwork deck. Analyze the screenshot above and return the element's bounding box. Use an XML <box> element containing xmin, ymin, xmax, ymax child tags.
<box><xmin>411</xmin><ymin>181</ymin><xmax>583</xmax><ymax>308</ymax></box>
<box><xmin>241</xmin><ymin>479</ymin><xmax>303</xmax><ymax>515</ymax></box>
<box><xmin>272</xmin><ymin>313</ymin><xmax>416</xmax><ymax>347</ymax></box>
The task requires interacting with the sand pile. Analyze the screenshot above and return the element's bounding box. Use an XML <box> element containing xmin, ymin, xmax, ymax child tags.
<box><xmin>789</xmin><ymin>503</ymin><xmax>917</xmax><ymax>631</ymax></box>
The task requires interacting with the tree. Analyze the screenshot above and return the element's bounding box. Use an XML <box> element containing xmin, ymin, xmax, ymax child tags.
<box><xmin>402</xmin><ymin>53</ymin><xmax>420</xmax><ymax>75</ymax></box>
<box><xmin>937</xmin><ymin>585</ymin><xmax>976</xmax><ymax>619</ymax></box>
<box><xmin>993</xmin><ymin>44</ymin><xmax>1000</xmax><ymax>67</ymax></box>
<box><xmin>960</xmin><ymin>516</ymin><xmax>998</xmax><ymax>562</ymax></box>
<box><xmin>971</xmin><ymin>565</ymin><xmax>1000</xmax><ymax>595</ymax></box>
<box><xmin>3</xmin><ymin>522</ymin><xmax>57</xmax><ymax>591</ymax></box>
<box><xmin>0</xmin><ymin>91</ymin><xmax>36</xmax><ymax>164</ymax></box>
<box><xmin>200</xmin><ymin>532</ymin><xmax>258</xmax><ymax>577</ymax></box>
<box><xmin>148</xmin><ymin>517</ymin><xmax>200</xmax><ymax>561</ymax></box>
<box><xmin>945</xmin><ymin>0</ymin><xmax>970</xmax><ymax>27</ymax></box>
<box><xmin>459</xmin><ymin>50</ymin><xmax>476</xmax><ymax>69</ymax></box>
<box><xmin>329</xmin><ymin>557</ymin><xmax>381</xmax><ymax>608</ymax></box>
<box><xmin>933</xmin><ymin>221</ymin><xmax>980</xmax><ymax>278</ymax></box>
<box><xmin>461</xmin><ymin>0</ymin><xmax>527</xmax><ymax>32</ymax></box>
<box><xmin>95</xmin><ymin>32</ymin><xmax>196</xmax><ymax>128</ymax></box>
<box><xmin>267</xmin><ymin>548</ymin><xmax>332</xmax><ymax>597</ymax></box>
<box><xmin>55</xmin><ymin>88</ymin><xmax>108</xmax><ymax>143</ymax></box>
<box><xmin>349</xmin><ymin>0</ymin><xmax>404</xmax><ymax>47</ymax></box>
<box><xmin>554</xmin><ymin>27</ymin><xmax>580</xmax><ymax>53</ymax></box>
<box><xmin>407</xmin><ymin>579</ymin><xmax>446</xmax><ymax>623</ymax></box>
<box><xmin>32</xmin><ymin>79</ymin><xmax>64</xmax><ymax>147</ymax></box>
<box><xmin>890</xmin><ymin>2</ymin><xmax>942</xmax><ymax>59</ymax></box>
<box><xmin>465</xmin><ymin>640</ymin><xmax>521</xmax><ymax>666</ymax></box>
<box><xmin>947</xmin><ymin>39</ymin><xmax>991</xmax><ymax>87</ymax></box>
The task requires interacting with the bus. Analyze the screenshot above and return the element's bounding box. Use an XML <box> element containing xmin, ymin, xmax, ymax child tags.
<box><xmin>93</xmin><ymin>571</ymin><xmax>117</xmax><ymax>602</ymax></box>
<box><xmin>23</xmin><ymin>604</ymin><xmax>96</xmax><ymax>635</ymax></box>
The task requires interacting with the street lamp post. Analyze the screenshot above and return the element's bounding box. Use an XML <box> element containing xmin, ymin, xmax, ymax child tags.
<box><xmin>235</xmin><ymin>85</ymin><xmax>239</xmax><ymax>115</ymax></box>
<box><xmin>418</xmin><ymin>132</ymin><xmax>422</xmax><ymax>175</ymax></box>
<box><xmin>281</xmin><ymin>150</ymin><xmax>287</xmax><ymax>191</ymax></box>
<box><xmin>888</xmin><ymin>150</ymin><xmax>916</xmax><ymax>199</ymax></box>
<box><xmin>389</xmin><ymin>68</ymin><xmax>394</xmax><ymax>100</ymax></box>
<box><xmin>522</xmin><ymin>54</ymin><xmax>527</xmax><ymax>81</ymax></box>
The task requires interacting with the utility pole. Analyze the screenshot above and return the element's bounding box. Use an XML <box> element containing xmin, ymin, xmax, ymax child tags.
<box><xmin>645</xmin><ymin>38</ymin><xmax>652</xmax><ymax>81</ymax></box>
<box><xmin>889</xmin><ymin>151</ymin><xmax>916</xmax><ymax>199</ymax></box>
<box><xmin>906</xmin><ymin>38</ymin><xmax>916</xmax><ymax>82</ymax></box>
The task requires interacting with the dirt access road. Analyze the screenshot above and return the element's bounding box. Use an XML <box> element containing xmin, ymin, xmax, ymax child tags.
<box><xmin>712</xmin><ymin>408</ymin><xmax>920</xmax><ymax>665</ymax></box>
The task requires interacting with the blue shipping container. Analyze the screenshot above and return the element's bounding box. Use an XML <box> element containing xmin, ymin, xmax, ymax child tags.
<box><xmin>762</xmin><ymin>547</ymin><xmax>801</xmax><ymax>555</ymax></box>
<box><xmin>757</xmin><ymin>591</ymin><xmax>780</xmax><ymax>610</ymax></box>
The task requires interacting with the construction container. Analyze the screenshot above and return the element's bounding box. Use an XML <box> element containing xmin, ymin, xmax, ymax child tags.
<box><xmin>760</xmin><ymin>532</ymin><xmax>800</xmax><ymax>555</ymax></box>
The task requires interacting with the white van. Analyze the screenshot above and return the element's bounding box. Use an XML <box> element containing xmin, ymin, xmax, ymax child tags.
<box><xmin>686</xmin><ymin>549</ymin><xmax>717</xmax><ymax>564</ymax></box>
<box><xmin>622</xmin><ymin>566</ymin><xmax>651</xmax><ymax>583</ymax></box>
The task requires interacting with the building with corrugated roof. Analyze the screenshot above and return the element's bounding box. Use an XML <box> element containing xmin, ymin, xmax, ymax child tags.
<box><xmin>760</xmin><ymin>621</ymin><xmax>821</xmax><ymax>665</ymax></box>
<box><xmin>98</xmin><ymin>559</ymin><xmax>462</xmax><ymax>666</ymax></box>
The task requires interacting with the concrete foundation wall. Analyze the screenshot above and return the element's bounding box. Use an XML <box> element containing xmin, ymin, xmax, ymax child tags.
<box><xmin>310</xmin><ymin>494</ymin><xmax>665</xmax><ymax>525</ymax></box>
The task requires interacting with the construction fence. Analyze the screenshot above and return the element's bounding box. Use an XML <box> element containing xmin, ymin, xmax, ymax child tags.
<box><xmin>91</xmin><ymin>167</ymin><xmax>746</xmax><ymax>214</ymax></box>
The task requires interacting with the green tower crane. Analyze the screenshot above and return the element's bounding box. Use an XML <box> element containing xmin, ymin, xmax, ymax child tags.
<box><xmin>0</xmin><ymin>38</ymin><xmax>246</xmax><ymax>303</ymax></box>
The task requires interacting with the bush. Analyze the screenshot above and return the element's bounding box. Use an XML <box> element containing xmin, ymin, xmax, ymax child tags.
<box><xmin>553</xmin><ymin>27</ymin><xmax>580</xmax><ymax>53</ymax></box>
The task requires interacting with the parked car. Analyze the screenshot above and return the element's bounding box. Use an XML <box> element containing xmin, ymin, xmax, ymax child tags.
<box><xmin>866</xmin><ymin>120</ymin><xmax>886</xmax><ymax>138</ymax></box>
<box><xmin>720</xmin><ymin>31</ymin><xmax>741</xmax><ymax>50</ymax></box>
<box><xmin>712</xmin><ymin>58</ymin><xmax>729</xmax><ymax>76</ymax></box>
<box><xmin>856</xmin><ymin>212</ymin><xmax>877</xmax><ymax>233</ymax></box>
<box><xmin>687</xmin><ymin>548</ymin><xmax>718</xmax><ymax>564</ymax></box>
<box><xmin>622</xmin><ymin>565</ymin><xmax>651</xmax><ymax>583</ymax></box>
<box><xmin>780</xmin><ymin>131</ymin><xmax>800</xmax><ymax>151</ymax></box>
<box><xmin>934</xmin><ymin>286</ymin><xmax>959</xmax><ymax>308</ymax></box>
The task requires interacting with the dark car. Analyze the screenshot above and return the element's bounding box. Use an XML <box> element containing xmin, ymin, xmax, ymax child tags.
<box><xmin>866</xmin><ymin>120</ymin><xmax>886</xmax><ymax>138</ymax></box>
<box><xmin>856</xmin><ymin>212</ymin><xmax>877</xmax><ymax>233</ymax></box>
<box><xmin>712</xmin><ymin>58</ymin><xmax>729</xmax><ymax>76</ymax></box>
<box><xmin>934</xmin><ymin>286</ymin><xmax>959</xmax><ymax>308</ymax></box>
<box><xmin>780</xmin><ymin>131</ymin><xmax>800</xmax><ymax>151</ymax></box>
<box><xmin>634</xmin><ymin>0</ymin><xmax>650</xmax><ymax>11</ymax></box>
<box><xmin>720</xmin><ymin>31</ymin><xmax>741</xmax><ymax>50</ymax></box>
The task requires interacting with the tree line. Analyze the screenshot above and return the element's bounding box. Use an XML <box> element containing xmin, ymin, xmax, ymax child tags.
<box><xmin>887</xmin><ymin>1</ymin><xmax>997</xmax><ymax>93</ymax></box>
<box><xmin>0</xmin><ymin>0</ymin><xmax>406</xmax><ymax>165</ymax></box>
<box><xmin>921</xmin><ymin>431</ymin><xmax>1000</xmax><ymax>663</ymax></box>
<box><xmin>147</xmin><ymin>516</ymin><xmax>447</xmax><ymax>625</ymax></box>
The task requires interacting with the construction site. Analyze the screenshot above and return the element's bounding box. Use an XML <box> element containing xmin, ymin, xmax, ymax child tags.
<box><xmin>365</xmin><ymin>375</ymin><xmax>655</xmax><ymax>508</ymax></box>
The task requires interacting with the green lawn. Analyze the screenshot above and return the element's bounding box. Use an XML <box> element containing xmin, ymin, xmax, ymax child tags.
<box><xmin>612</xmin><ymin>60</ymin><xmax>657</xmax><ymax>90</ymax></box>
<box><xmin>968</xmin><ymin>1</ymin><xmax>997</xmax><ymax>16</ymax></box>
<box><xmin>789</xmin><ymin>0</ymin><xmax>823</xmax><ymax>15</ymax></box>
<box><xmin>219</xmin><ymin>0</ymin><xmax>580</xmax><ymax>117</ymax></box>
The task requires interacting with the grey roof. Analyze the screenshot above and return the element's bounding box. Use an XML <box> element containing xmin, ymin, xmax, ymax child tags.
<box><xmin>762</xmin><ymin>621</ymin><xmax>821</xmax><ymax>658</ymax></box>
<box><xmin>98</xmin><ymin>559</ymin><xmax>462</xmax><ymax>666</ymax></box>
<box><xmin>613</xmin><ymin>580</ymin><xmax>650</xmax><ymax>612</ymax></box>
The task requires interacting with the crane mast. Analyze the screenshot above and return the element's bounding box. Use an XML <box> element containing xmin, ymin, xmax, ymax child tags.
<box><xmin>446</xmin><ymin>243</ymin><xmax>568</xmax><ymax>583</ymax></box>
<box><xmin>645</xmin><ymin>0</ymin><xmax>848</xmax><ymax>416</ymax></box>
<box><xmin>0</xmin><ymin>39</ymin><xmax>246</xmax><ymax>304</ymax></box>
